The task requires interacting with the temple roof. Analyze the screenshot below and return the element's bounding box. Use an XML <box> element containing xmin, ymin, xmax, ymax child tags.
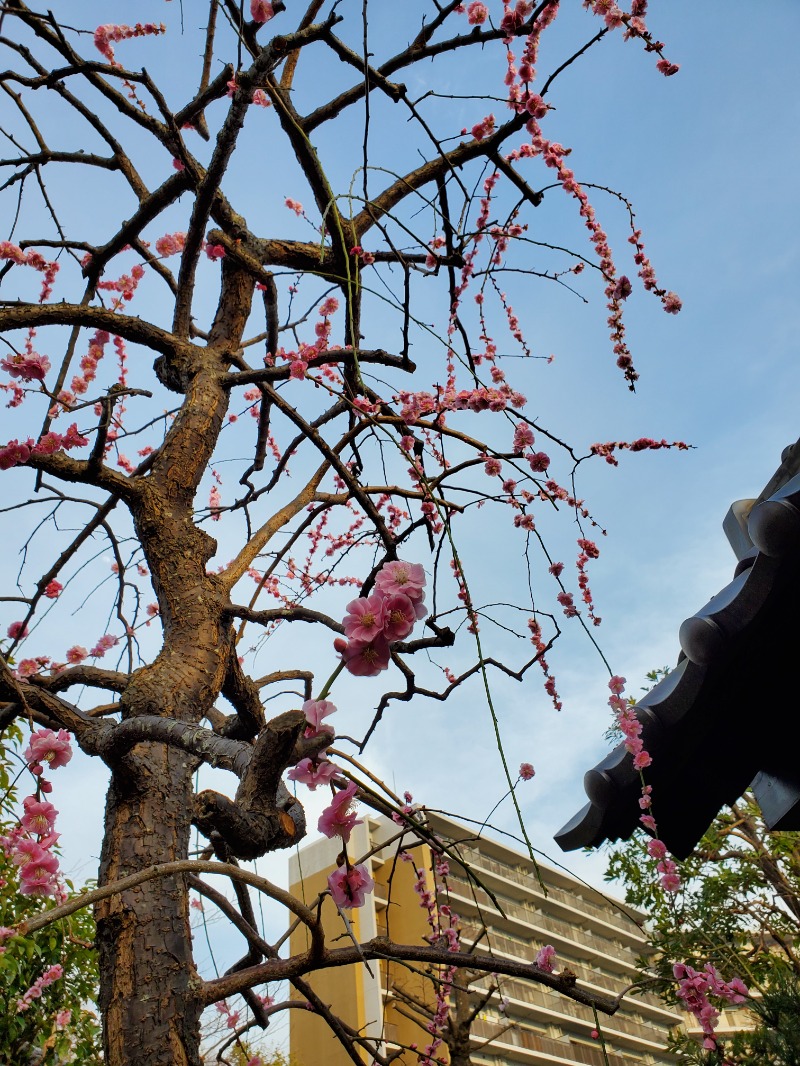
<box><xmin>556</xmin><ymin>441</ymin><xmax>800</xmax><ymax>860</ymax></box>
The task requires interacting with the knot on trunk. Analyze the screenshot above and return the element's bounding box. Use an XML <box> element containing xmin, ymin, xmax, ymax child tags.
<box><xmin>192</xmin><ymin>709</ymin><xmax>306</xmax><ymax>859</ymax></box>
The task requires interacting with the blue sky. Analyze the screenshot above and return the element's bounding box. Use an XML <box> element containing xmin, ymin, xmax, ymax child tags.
<box><xmin>2</xmin><ymin>1</ymin><xmax>799</xmax><ymax>1048</ymax></box>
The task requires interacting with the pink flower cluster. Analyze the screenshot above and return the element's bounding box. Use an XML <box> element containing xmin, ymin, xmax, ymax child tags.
<box><xmin>396</xmin><ymin>381</ymin><xmax>526</xmax><ymax>425</ymax></box>
<box><xmin>471</xmin><ymin>113</ymin><xmax>495</xmax><ymax>141</ymax></box>
<box><xmin>673</xmin><ymin>962</ymin><xmax>747</xmax><ymax>1052</ymax></box>
<box><xmin>0</xmin><ymin>422</ymin><xmax>89</xmax><ymax>471</ymax></box>
<box><xmin>608</xmin><ymin>676</ymin><xmax>651</xmax><ymax>771</ymax></box>
<box><xmin>535</xmin><ymin>944</ymin><xmax>556</xmax><ymax>972</ymax></box>
<box><xmin>15</xmin><ymin>963</ymin><xmax>63</xmax><ymax>1013</ymax></box>
<box><xmin>0</xmin><ymin>352</ymin><xmax>50</xmax><ymax>383</ymax></box>
<box><xmin>590</xmin><ymin>437</ymin><xmax>690</xmax><ymax>467</ymax></box>
<box><xmin>0</xmin><ymin>729</ymin><xmax>71</xmax><ymax>899</ymax></box>
<box><xmin>288</xmin><ymin>699</ymin><xmax>339</xmax><ymax>790</ymax></box>
<box><xmin>647</xmin><ymin>838</ymin><xmax>680</xmax><ymax>894</ymax></box>
<box><xmin>155</xmin><ymin>232</ymin><xmax>187</xmax><ymax>258</ymax></box>
<box><xmin>0</xmin><ymin>241</ymin><xmax>58</xmax><ymax>304</ymax></box>
<box><xmin>583</xmin><ymin>1</ymin><xmax>681</xmax><ymax>79</ymax></box>
<box><xmin>275</xmin><ymin>296</ymin><xmax>339</xmax><ymax>380</ymax></box>
<box><xmin>214</xmin><ymin>999</ymin><xmax>240</xmax><ymax>1030</ymax></box>
<box><xmin>327</xmin><ymin>863</ymin><xmax>374</xmax><ymax>909</ymax></box>
<box><xmin>317</xmin><ymin>778</ymin><xmax>377</xmax><ymax>910</ymax></box>
<box><xmin>403</xmin><ymin>849</ymin><xmax>460</xmax><ymax>1064</ymax></box>
<box><xmin>0</xmin><ymin>243</ymin><xmax>59</xmax><ymax>405</ymax></box>
<box><xmin>96</xmin><ymin>265</ymin><xmax>145</xmax><ymax>313</ymax></box>
<box><xmin>334</xmin><ymin>560</ymin><xmax>427</xmax><ymax>677</ymax></box>
<box><xmin>251</xmin><ymin>0</ymin><xmax>275</xmax><ymax>22</ymax></box>
<box><xmin>24</xmin><ymin>728</ymin><xmax>73</xmax><ymax>775</ymax></box>
<box><xmin>93</xmin><ymin>22</ymin><xmax>166</xmax><ymax>65</ymax></box>
<box><xmin>527</xmin><ymin>617</ymin><xmax>561</xmax><ymax>711</ymax></box>
<box><xmin>318</xmin><ymin>780</ymin><xmax>361</xmax><ymax>842</ymax></box>
<box><xmin>575</xmin><ymin>538</ymin><xmax>601</xmax><ymax>626</ymax></box>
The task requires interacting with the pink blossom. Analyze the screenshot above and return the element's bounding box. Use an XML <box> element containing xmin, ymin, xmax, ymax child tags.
<box><xmin>556</xmin><ymin>591</ymin><xmax>578</xmax><ymax>617</ymax></box>
<box><xmin>251</xmin><ymin>0</ymin><xmax>275</xmax><ymax>22</ymax></box>
<box><xmin>90</xmin><ymin>633</ymin><xmax>119</xmax><ymax>658</ymax></box>
<box><xmin>656</xmin><ymin>59</ymin><xmax>680</xmax><ymax>77</ymax></box>
<box><xmin>608</xmin><ymin>675</ymin><xmax>626</xmax><ymax>695</ymax></box>
<box><xmin>24</xmin><ymin>728</ymin><xmax>72</xmax><ymax>771</ymax></box>
<box><xmin>646</xmin><ymin>838</ymin><xmax>667</xmax><ymax>860</ymax></box>
<box><xmin>513</xmin><ymin>422</ymin><xmax>535</xmax><ymax>452</ymax></box>
<box><xmin>302</xmin><ymin>698</ymin><xmax>336</xmax><ymax>735</ymax></box>
<box><xmin>43</xmin><ymin>580</ymin><xmax>62</xmax><ymax>598</ymax></box>
<box><xmin>658</xmin><ymin>858</ymin><xmax>681</xmax><ymax>893</ymax></box>
<box><xmin>318</xmin><ymin>781</ymin><xmax>361</xmax><ymax>842</ymax></box>
<box><xmin>328</xmin><ymin>862</ymin><xmax>375</xmax><ymax>908</ymax></box>
<box><xmin>0</xmin><ymin>441</ymin><xmax>32</xmax><ymax>470</ymax></box>
<box><xmin>375</xmin><ymin>560</ymin><xmax>426</xmax><ymax>601</ymax></box>
<box><xmin>663</xmin><ymin>291</ymin><xmax>682</xmax><ymax>313</ymax></box>
<box><xmin>525</xmin><ymin>94</ymin><xmax>548</xmax><ymax>119</ymax></box>
<box><xmin>66</xmin><ymin>645</ymin><xmax>88</xmax><ymax>664</ymax></box>
<box><xmin>342</xmin><ymin>592</ymin><xmax>386</xmax><ymax>643</ymax></box>
<box><xmin>1</xmin><ymin>353</ymin><xmax>51</xmax><ymax>382</ymax></box>
<box><xmin>93</xmin><ymin>22</ymin><xmax>166</xmax><ymax>65</ymax></box>
<box><xmin>527</xmin><ymin>451</ymin><xmax>550</xmax><ymax>472</ymax></box>
<box><xmin>7</xmin><ymin>621</ymin><xmax>29</xmax><ymax>639</ymax></box>
<box><xmin>335</xmin><ymin>635</ymin><xmax>391</xmax><ymax>676</ymax></box>
<box><xmin>18</xmin><ymin>849</ymin><xmax>60</xmax><ymax>896</ymax></box>
<box><xmin>205</xmin><ymin>243</ymin><xmax>226</xmax><ymax>261</ymax></box>
<box><xmin>471</xmin><ymin>114</ymin><xmax>495</xmax><ymax>142</ymax></box>
<box><xmin>381</xmin><ymin>594</ymin><xmax>418</xmax><ymax>641</ymax></box>
<box><xmin>519</xmin><ymin>762</ymin><xmax>535</xmax><ymax>780</ymax></box>
<box><xmin>612</xmin><ymin>275</ymin><xmax>632</xmax><ymax>301</ymax></box>
<box><xmin>287</xmin><ymin>757</ymin><xmax>338</xmax><ymax>790</ymax></box>
<box><xmin>155</xmin><ymin>232</ymin><xmax>186</xmax><ymax>257</ymax></box>
<box><xmin>15</xmin><ymin>659</ymin><xmax>41</xmax><ymax>678</ymax></box>
<box><xmin>15</xmin><ymin>962</ymin><xmax>63</xmax><ymax>1011</ymax></box>
<box><xmin>61</xmin><ymin>423</ymin><xmax>89</xmax><ymax>450</ymax></box>
<box><xmin>20</xmin><ymin>796</ymin><xmax>58</xmax><ymax>836</ymax></box>
<box><xmin>285</xmin><ymin>198</ymin><xmax>304</xmax><ymax>216</ymax></box>
<box><xmin>466</xmin><ymin>2</ymin><xmax>489</xmax><ymax>24</ymax></box>
<box><xmin>536</xmin><ymin>944</ymin><xmax>556</xmax><ymax>972</ymax></box>
<box><xmin>32</xmin><ymin>432</ymin><xmax>64</xmax><ymax>456</ymax></box>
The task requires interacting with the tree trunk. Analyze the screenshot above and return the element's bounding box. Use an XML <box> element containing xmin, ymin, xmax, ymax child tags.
<box><xmin>94</xmin><ymin>516</ymin><xmax>233</xmax><ymax>1063</ymax></box>
<box><xmin>96</xmin><ymin>747</ymin><xmax>201</xmax><ymax>1065</ymax></box>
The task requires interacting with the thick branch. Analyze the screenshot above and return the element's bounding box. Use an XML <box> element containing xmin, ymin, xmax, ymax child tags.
<box><xmin>202</xmin><ymin>938</ymin><xmax>621</xmax><ymax>1014</ymax></box>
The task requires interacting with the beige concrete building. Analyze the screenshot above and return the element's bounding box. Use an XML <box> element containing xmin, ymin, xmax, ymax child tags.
<box><xmin>289</xmin><ymin>811</ymin><xmax>684</xmax><ymax>1066</ymax></box>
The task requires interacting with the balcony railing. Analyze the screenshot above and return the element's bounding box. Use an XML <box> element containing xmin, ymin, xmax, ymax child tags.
<box><xmin>471</xmin><ymin>1018</ymin><xmax>647</xmax><ymax>1065</ymax></box>
<box><xmin>445</xmin><ymin>845</ymin><xmax>644</xmax><ymax>937</ymax></box>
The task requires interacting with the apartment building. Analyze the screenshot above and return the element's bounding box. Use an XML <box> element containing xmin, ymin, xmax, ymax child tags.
<box><xmin>289</xmin><ymin>811</ymin><xmax>684</xmax><ymax>1066</ymax></box>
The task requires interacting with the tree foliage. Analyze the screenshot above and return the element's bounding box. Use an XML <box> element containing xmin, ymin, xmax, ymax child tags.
<box><xmin>0</xmin><ymin>717</ymin><xmax>101</xmax><ymax>1065</ymax></box>
<box><xmin>606</xmin><ymin>791</ymin><xmax>800</xmax><ymax>1065</ymax></box>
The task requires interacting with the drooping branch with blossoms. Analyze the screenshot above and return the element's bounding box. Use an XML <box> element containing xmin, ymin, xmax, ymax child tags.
<box><xmin>0</xmin><ymin>1</ymin><xmax>706</xmax><ymax>1062</ymax></box>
